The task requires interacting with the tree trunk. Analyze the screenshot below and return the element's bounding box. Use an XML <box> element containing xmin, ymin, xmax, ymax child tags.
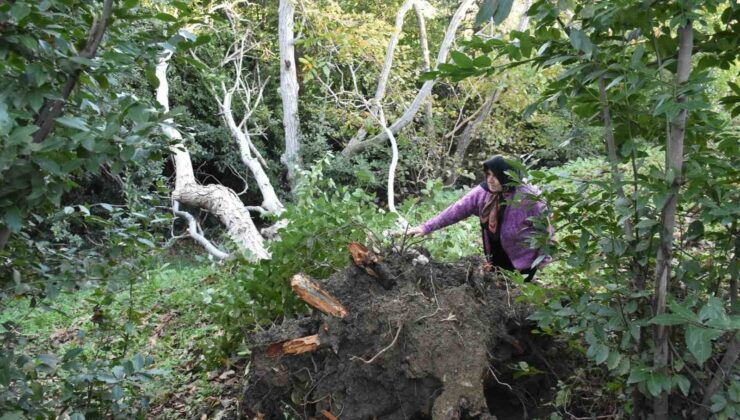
<box><xmin>278</xmin><ymin>0</ymin><xmax>302</xmax><ymax>193</ymax></box>
<box><xmin>598</xmin><ymin>76</ymin><xmax>634</xmax><ymax>241</ymax></box>
<box><xmin>414</xmin><ymin>1</ymin><xmax>435</xmax><ymax>142</ymax></box>
<box><xmin>32</xmin><ymin>0</ymin><xmax>114</xmax><ymax>144</ymax></box>
<box><xmin>156</xmin><ymin>54</ymin><xmax>269</xmax><ymax>261</ymax></box>
<box><xmin>347</xmin><ymin>0</ymin><xmax>416</xmax><ymax>147</ymax></box>
<box><xmin>444</xmin><ymin>88</ymin><xmax>500</xmax><ymax>186</ymax></box>
<box><xmin>652</xmin><ymin>21</ymin><xmax>694</xmax><ymax>420</ymax></box>
<box><xmin>695</xmin><ymin>333</ymin><xmax>740</xmax><ymax>419</ymax></box>
<box><xmin>342</xmin><ymin>0</ymin><xmax>476</xmax><ymax>158</ymax></box>
<box><xmin>516</xmin><ymin>0</ymin><xmax>532</xmax><ymax>32</ymax></box>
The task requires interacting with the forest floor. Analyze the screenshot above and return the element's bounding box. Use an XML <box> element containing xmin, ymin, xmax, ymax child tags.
<box><xmin>1</xmin><ymin>256</ymin><xmax>248</xmax><ymax>419</ymax></box>
<box><xmin>2</xmin><ymin>249</ymin><xmax>618</xmax><ymax>419</ymax></box>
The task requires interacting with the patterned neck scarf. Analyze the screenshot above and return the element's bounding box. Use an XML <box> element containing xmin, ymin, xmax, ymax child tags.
<box><xmin>480</xmin><ymin>191</ymin><xmax>503</xmax><ymax>233</ymax></box>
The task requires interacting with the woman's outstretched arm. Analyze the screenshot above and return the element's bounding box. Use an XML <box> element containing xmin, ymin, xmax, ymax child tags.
<box><xmin>408</xmin><ymin>185</ymin><xmax>485</xmax><ymax>236</ymax></box>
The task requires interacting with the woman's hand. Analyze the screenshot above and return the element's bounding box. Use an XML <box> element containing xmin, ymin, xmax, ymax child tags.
<box><xmin>405</xmin><ymin>226</ymin><xmax>426</xmax><ymax>237</ymax></box>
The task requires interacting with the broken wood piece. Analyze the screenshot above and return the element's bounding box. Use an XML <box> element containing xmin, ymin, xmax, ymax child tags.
<box><xmin>320</xmin><ymin>410</ymin><xmax>338</xmax><ymax>420</ymax></box>
<box><xmin>266</xmin><ymin>334</ymin><xmax>320</xmax><ymax>358</ymax></box>
<box><xmin>291</xmin><ymin>273</ymin><xmax>348</xmax><ymax>318</ymax></box>
<box><xmin>348</xmin><ymin>242</ymin><xmax>395</xmax><ymax>290</ymax></box>
<box><xmin>348</xmin><ymin>242</ymin><xmax>382</xmax><ymax>266</ymax></box>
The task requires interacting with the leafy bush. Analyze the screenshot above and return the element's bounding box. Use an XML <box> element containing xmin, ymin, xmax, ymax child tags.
<box><xmin>205</xmin><ymin>155</ymin><xmax>396</xmax><ymax>356</ymax></box>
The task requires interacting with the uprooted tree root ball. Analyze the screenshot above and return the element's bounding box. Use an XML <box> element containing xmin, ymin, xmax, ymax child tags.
<box><xmin>243</xmin><ymin>248</ymin><xmax>575</xmax><ymax>419</ymax></box>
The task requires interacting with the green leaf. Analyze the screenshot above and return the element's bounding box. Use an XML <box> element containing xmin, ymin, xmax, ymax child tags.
<box><xmin>710</xmin><ymin>393</ymin><xmax>727</xmax><ymax>413</ymax></box>
<box><xmin>56</xmin><ymin>116</ymin><xmax>89</xmax><ymax>132</ymax></box>
<box><xmin>475</xmin><ymin>0</ymin><xmax>499</xmax><ymax>27</ymax></box>
<box><xmin>568</xmin><ymin>29</ymin><xmax>594</xmax><ymax>58</ymax></box>
<box><xmin>686</xmin><ymin>220</ymin><xmax>704</xmax><ymax>241</ymax></box>
<box><xmin>685</xmin><ymin>325</ymin><xmax>722</xmax><ymax>366</ymax></box>
<box><xmin>122</xmin><ymin>0</ymin><xmax>139</xmax><ymax>9</ymax></box>
<box><xmin>492</xmin><ymin>0</ymin><xmax>513</xmax><ymax>25</ymax></box>
<box><xmin>587</xmin><ymin>343</ymin><xmax>609</xmax><ymax>365</ymax></box>
<box><xmin>4</xmin><ymin>207</ymin><xmax>23</xmax><ymax>232</ymax></box>
<box><xmin>472</xmin><ymin>55</ymin><xmax>492</xmax><ymax>68</ymax></box>
<box><xmin>8</xmin><ymin>125</ymin><xmax>38</xmax><ymax>146</ymax></box>
<box><xmin>606</xmin><ymin>350</ymin><xmax>621</xmax><ymax>370</ymax></box>
<box><xmin>698</xmin><ymin>297</ymin><xmax>725</xmax><ymax>323</ymax></box>
<box><xmin>519</xmin><ymin>34</ymin><xmax>532</xmax><ymax>58</ymax></box>
<box><xmin>418</xmin><ymin>71</ymin><xmax>439</xmax><ymax>81</ymax></box>
<box><xmin>649</xmin><ymin>313</ymin><xmax>690</xmax><ymax>326</ymax></box>
<box><xmin>673</xmin><ymin>374</ymin><xmax>690</xmax><ymax>397</ymax></box>
<box><xmin>635</xmin><ymin>219</ymin><xmax>658</xmax><ymax>230</ymax></box>
<box><xmin>630</xmin><ymin>45</ymin><xmax>645</xmax><ymax>68</ymax></box>
<box><xmin>450</xmin><ymin>51</ymin><xmax>474</xmax><ymax>69</ymax></box>
<box><xmin>0</xmin><ymin>411</ymin><xmax>27</xmax><ymax>420</ymax></box>
<box><xmin>11</xmin><ymin>3</ymin><xmax>31</xmax><ymax>22</ymax></box>
<box><xmin>646</xmin><ymin>373</ymin><xmax>665</xmax><ymax>397</ymax></box>
<box><xmin>0</xmin><ymin>102</ymin><xmax>12</xmax><ymax>136</ymax></box>
<box><xmin>154</xmin><ymin>12</ymin><xmax>178</xmax><ymax>22</ymax></box>
<box><xmin>627</xmin><ymin>367</ymin><xmax>649</xmax><ymax>384</ymax></box>
<box><xmin>171</xmin><ymin>1</ymin><xmax>190</xmax><ymax>12</ymax></box>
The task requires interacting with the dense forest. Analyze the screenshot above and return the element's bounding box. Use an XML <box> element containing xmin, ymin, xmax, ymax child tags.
<box><xmin>1</xmin><ymin>0</ymin><xmax>738</xmax><ymax>418</ymax></box>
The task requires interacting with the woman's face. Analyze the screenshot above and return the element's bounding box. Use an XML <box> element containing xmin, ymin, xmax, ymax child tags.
<box><xmin>486</xmin><ymin>170</ymin><xmax>503</xmax><ymax>192</ymax></box>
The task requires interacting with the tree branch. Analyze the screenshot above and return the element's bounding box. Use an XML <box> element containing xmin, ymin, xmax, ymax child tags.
<box><xmin>342</xmin><ymin>0</ymin><xmax>476</xmax><ymax>157</ymax></box>
<box><xmin>32</xmin><ymin>0</ymin><xmax>114</xmax><ymax>144</ymax></box>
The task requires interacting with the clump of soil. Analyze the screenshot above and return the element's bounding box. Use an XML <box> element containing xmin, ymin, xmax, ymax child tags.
<box><xmin>244</xmin><ymin>251</ymin><xmax>572</xmax><ymax>419</ymax></box>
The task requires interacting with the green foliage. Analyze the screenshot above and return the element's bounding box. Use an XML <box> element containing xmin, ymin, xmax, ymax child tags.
<box><xmin>0</xmin><ymin>204</ymin><xmax>174</xmax><ymax>417</ymax></box>
<box><xmin>434</xmin><ymin>0</ymin><xmax>740</xmax><ymax>415</ymax></box>
<box><xmin>0</xmin><ymin>0</ymin><xmax>172</xmax><ymax>234</ymax></box>
<box><xmin>205</xmin><ymin>155</ymin><xmax>397</xmax><ymax>356</ymax></box>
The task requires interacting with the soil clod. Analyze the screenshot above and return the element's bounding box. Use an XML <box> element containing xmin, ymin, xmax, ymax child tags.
<box><xmin>244</xmin><ymin>250</ymin><xmax>569</xmax><ymax>419</ymax></box>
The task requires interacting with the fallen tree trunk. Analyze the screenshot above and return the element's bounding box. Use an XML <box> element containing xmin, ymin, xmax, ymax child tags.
<box><xmin>156</xmin><ymin>53</ymin><xmax>269</xmax><ymax>261</ymax></box>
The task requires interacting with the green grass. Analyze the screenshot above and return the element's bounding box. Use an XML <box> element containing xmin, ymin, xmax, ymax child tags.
<box><xmin>0</xmin><ymin>256</ymin><xmax>227</xmax><ymax>414</ymax></box>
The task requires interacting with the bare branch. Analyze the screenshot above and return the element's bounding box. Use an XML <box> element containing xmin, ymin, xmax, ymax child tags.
<box><xmin>172</xmin><ymin>201</ymin><xmax>230</xmax><ymax>260</ymax></box>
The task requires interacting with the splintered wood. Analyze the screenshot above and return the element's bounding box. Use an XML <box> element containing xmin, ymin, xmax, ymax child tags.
<box><xmin>290</xmin><ymin>273</ymin><xmax>348</xmax><ymax>318</ymax></box>
<box><xmin>266</xmin><ymin>334</ymin><xmax>320</xmax><ymax>358</ymax></box>
<box><xmin>348</xmin><ymin>242</ymin><xmax>394</xmax><ymax>289</ymax></box>
<box><xmin>348</xmin><ymin>242</ymin><xmax>382</xmax><ymax>268</ymax></box>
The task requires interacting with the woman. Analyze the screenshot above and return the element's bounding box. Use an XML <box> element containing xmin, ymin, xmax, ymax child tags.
<box><xmin>407</xmin><ymin>156</ymin><xmax>553</xmax><ymax>281</ymax></box>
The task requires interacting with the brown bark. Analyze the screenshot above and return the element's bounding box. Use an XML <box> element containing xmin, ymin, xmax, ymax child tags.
<box><xmin>598</xmin><ymin>76</ymin><xmax>634</xmax><ymax>241</ymax></box>
<box><xmin>32</xmin><ymin>0</ymin><xmax>114</xmax><ymax>144</ymax></box>
<box><xmin>695</xmin><ymin>334</ymin><xmax>740</xmax><ymax>419</ymax></box>
<box><xmin>348</xmin><ymin>242</ymin><xmax>394</xmax><ymax>289</ymax></box>
<box><xmin>445</xmin><ymin>88</ymin><xmax>501</xmax><ymax>186</ymax></box>
<box><xmin>652</xmin><ymin>20</ymin><xmax>694</xmax><ymax>420</ymax></box>
<box><xmin>290</xmin><ymin>273</ymin><xmax>349</xmax><ymax>318</ymax></box>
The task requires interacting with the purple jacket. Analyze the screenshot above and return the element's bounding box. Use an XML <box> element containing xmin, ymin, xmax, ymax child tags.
<box><xmin>421</xmin><ymin>185</ymin><xmax>553</xmax><ymax>270</ymax></box>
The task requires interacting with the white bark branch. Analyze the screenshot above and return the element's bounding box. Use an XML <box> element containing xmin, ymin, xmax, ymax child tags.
<box><xmin>347</xmin><ymin>0</ymin><xmax>416</xmax><ymax>146</ymax></box>
<box><xmin>414</xmin><ymin>0</ymin><xmax>435</xmax><ymax>141</ymax></box>
<box><xmin>172</xmin><ymin>201</ymin><xmax>230</xmax><ymax>260</ymax></box>
<box><xmin>279</xmin><ymin>0</ymin><xmax>302</xmax><ymax>192</ymax></box>
<box><xmin>156</xmin><ymin>52</ymin><xmax>269</xmax><ymax>261</ymax></box>
<box><xmin>342</xmin><ymin>0</ymin><xmax>476</xmax><ymax>157</ymax></box>
<box><xmin>218</xmin><ymin>69</ymin><xmax>285</xmax><ymax>215</ymax></box>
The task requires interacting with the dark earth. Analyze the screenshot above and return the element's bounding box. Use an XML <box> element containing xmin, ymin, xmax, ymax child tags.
<box><xmin>243</xmin><ymin>250</ymin><xmax>581</xmax><ymax>419</ymax></box>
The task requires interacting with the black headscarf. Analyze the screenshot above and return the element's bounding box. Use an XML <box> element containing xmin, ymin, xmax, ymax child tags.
<box><xmin>479</xmin><ymin>155</ymin><xmax>517</xmax><ymax>192</ymax></box>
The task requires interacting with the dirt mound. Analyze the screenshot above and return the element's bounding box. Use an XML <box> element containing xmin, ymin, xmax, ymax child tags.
<box><xmin>243</xmin><ymin>251</ymin><xmax>569</xmax><ymax>419</ymax></box>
